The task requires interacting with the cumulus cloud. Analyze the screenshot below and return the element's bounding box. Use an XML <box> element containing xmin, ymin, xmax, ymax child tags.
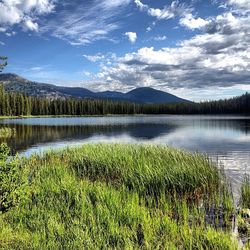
<box><xmin>23</xmin><ymin>19</ymin><xmax>39</xmax><ymax>32</ymax></box>
<box><xmin>83</xmin><ymin>53</ymin><xmax>118</xmax><ymax>66</ymax></box>
<box><xmin>0</xmin><ymin>0</ymin><xmax>55</xmax><ymax>32</ymax></box>
<box><xmin>125</xmin><ymin>32</ymin><xmax>137</xmax><ymax>43</ymax></box>
<box><xmin>135</xmin><ymin>0</ymin><xmax>207</xmax><ymax>32</ymax></box>
<box><xmin>93</xmin><ymin>7</ymin><xmax>250</xmax><ymax>91</ymax></box>
<box><xmin>227</xmin><ymin>0</ymin><xmax>250</xmax><ymax>13</ymax></box>
<box><xmin>180</xmin><ymin>14</ymin><xmax>209</xmax><ymax>30</ymax></box>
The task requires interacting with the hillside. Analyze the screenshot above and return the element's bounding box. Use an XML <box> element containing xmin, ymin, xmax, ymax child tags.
<box><xmin>0</xmin><ymin>73</ymin><xmax>189</xmax><ymax>104</ymax></box>
<box><xmin>124</xmin><ymin>87</ymin><xmax>188</xmax><ymax>103</ymax></box>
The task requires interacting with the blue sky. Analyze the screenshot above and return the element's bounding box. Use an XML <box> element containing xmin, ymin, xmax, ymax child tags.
<box><xmin>0</xmin><ymin>0</ymin><xmax>250</xmax><ymax>101</ymax></box>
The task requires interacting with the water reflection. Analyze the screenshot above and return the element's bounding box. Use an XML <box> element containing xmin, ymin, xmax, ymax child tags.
<box><xmin>0</xmin><ymin>123</ymin><xmax>178</xmax><ymax>154</ymax></box>
<box><xmin>0</xmin><ymin>115</ymin><xmax>249</xmax><ymax>193</ymax></box>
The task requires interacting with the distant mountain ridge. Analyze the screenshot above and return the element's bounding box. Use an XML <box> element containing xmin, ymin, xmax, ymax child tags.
<box><xmin>0</xmin><ymin>73</ymin><xmax>189</xmax><ymax>104</ymax></box>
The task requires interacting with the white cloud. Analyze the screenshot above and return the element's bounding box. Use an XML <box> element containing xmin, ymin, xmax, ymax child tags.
<box><xmin>23</xmin><ymin>19</ymin><xmax>39</xmax><ymax>31</ymax></box>
<box><xmin>83</xmin><ymin>53</ymin><xmax>118</xmax><ymax>66</ymax></box>
<box><xmin>40</xmin><ymin>0</ymin><xmax>131</xmax><ymax>45</ymax></box>
<box><xmin>0</xmin><ymin>0</ymin><xmax>132</xmax><ymax>44</ymax></box>
<box><xmin>0</xmin><ymin>41</ymin><xmax>5</xmax><ymax>46</ymax></box>
<box><xmin>82</xmin><ymin>71</ymin><xmax>92</xmax><ymax>78</ymax></box>
<box><xmin>0</xmin><ymin>0</ymin><xmax>56</xmax><ymax>32</ymax></box>
<box><xmin>5</xmin><ymin>31</ymin><xmax>17</xmax><ymax>37</ymax></box>
<box><xmin>83</xmin><ymin>54</ymin><xmax>105</xmax><ymax>63</ymax></box>
<box><xmin>30</xmin><ymin>66</ymin><xmax>43</xmax><ymax>71</ymax></box>
<box><xmin>0</xmin><ymin>2</ymin><xmax>23</xmax><ymax>25</ymax></box>
<box><xmin>154</xmin><ymin>35</ymin><xmax>167</xmax><ymax>41</ymax></box>
<box><xmin>0</xmin><ymin>27</ymin><xmax>7</xmax><ymax>32</ymax></box>
<box><xmin>125</xmin><ymin>32</ymin><xmax>137</xmax><ymax>43</ymax></box>
<box><xmin>134</xmin><ymin>0</ymin><xmax>145</xmax><ymax>10</ymax></box>
<box><xmin>135</xmin><ymin>0</ymin><xmax>191</xmax><ymax>20</ymax></box>
<box><xmin>90</xmin><ymin>9</ymin><xmax>250</xmax><ymax>92</ymax></box>
<box><xmin>180</xmin><ymin>13</ymin><xmax>209</xmax><ymax>30</ymax></box>
<box><xmin>102</xmin><ymin>0</ymin><xmax>131</xmax><ymax>9</ymax></box>
<box><xmin>227</xmin><ymin>0</ymin><xmax>250</xmax><ymax>13</ymax></box>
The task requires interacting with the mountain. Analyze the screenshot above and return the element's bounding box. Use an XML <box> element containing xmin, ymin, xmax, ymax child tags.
<box><xmin>98</xmin><ymin>91</ymin><xmax>125</xmax><ymax>99</ymax></box>
<box><xmin>124</xmin><ymin>87</ymin><xmax>188</xmax><ymax>104</ymax></box>
<box><xmin>0</xmin><ymin>73</ymin><xmax>190</xmax><ymax>104</ymax></box>
<box><xmin>0</xmin><ymin>73</ymin><xmax>95</xmax><ymax>99</ymax></box>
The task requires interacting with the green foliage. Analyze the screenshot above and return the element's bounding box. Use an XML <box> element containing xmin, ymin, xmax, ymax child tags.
<box><xmin>0</xmin><ymin>84</ymin><xmax>249</xmax><ymax>116</ymax></box>
<box><xmin>0</xmin><ymin>144</ymin><xmax>238</xmax><ymax>249</ymax></box>
<box><xmin>238</xmin><ymin>175</ymin><xmax>250</xmax><ymax>243</ymax></box>
<box><xmin>0</xmin><ymin>143</ymin><xmax>10</xmax><ymax>161</ymax></box>
<box><xmin>240</xmin><ymin>175</ymin><xmax>250</xmax><ymax>208</ymax></box>
<box><xmin>69</xmin><ymin>144</ymin><xmax>222</xmax><ymax>200</ymax></box>
<box><xmin>0</xmin><ymin>143</ymin><xmax>22</xmax><ymax>213</ymax></box>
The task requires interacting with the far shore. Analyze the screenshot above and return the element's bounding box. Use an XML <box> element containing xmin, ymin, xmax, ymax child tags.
<box><xmin>0</xmin><ymin>114</ymin><xmax>250</xmax><ymax>120</ymax></box>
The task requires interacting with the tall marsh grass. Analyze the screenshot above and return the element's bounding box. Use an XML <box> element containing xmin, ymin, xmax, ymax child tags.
<box><xmin>0</xmin><ymin>144</ymin><xmax>241</xmax><ymax>249</ymax></box>
<box><xmin>240</xmin><ymin>175</ymin><xmax>250</xmax><ymax>209</ymax></box>
<box><xmin>238</xmin><ymin>175</ymin><xmax>250</xmax><ymax>244</ymax></box>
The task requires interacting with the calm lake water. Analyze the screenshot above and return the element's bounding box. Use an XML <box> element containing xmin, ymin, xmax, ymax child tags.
<box><xmin>0</xmin><ymin>115</ymin><xmax>249</xmax><ymax>193</ymax></box>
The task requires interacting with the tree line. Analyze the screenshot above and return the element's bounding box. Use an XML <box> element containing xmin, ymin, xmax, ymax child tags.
<box><xmin>0</xmin><ymin>85</ymin><xmax>249</xmax><ymax>116</ymax></box>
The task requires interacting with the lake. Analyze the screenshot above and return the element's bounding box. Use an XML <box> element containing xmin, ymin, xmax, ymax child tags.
<box><xmin>0</xmin><ymin>115</ymin><xmax>249</xmax><ymax>194</ymax></box>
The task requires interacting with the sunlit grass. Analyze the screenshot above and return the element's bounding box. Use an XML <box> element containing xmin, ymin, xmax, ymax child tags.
<box><xmin>238</xmin><ymin>175</ymin><xmax>250</xmax><ymax>243</ymax></box>
<box><xmin>240</xmin><ymin>175</ymin><xmax>250</xmax><ymax>209</ymax></box>
<box><xmin>0</xmin><ymin>144</ymin><xmax>239</xmax><ymax>249</ymax></box>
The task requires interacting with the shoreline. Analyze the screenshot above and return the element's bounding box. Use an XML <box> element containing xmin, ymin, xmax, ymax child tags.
<box><xmin>0</xmin><ymin>113</ymin><xmax>250</xmax><ymax>120</ymax></box>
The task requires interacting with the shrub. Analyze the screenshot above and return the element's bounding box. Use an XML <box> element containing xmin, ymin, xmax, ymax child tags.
<box><xmin>0</xmin><ymin>143</ymin><xmax>22</xmax><ymax>213</ymax></box>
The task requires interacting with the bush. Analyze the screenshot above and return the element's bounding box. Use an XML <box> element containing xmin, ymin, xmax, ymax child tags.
<box><xmin>0</xmin><ymin>143</ymin><xmax>21</xmax><ymax>213</ymax></box>
<box><xmin>0</xmin><ymin>143</ymin><xmax>10</xmax><ymax>161</ymax></box>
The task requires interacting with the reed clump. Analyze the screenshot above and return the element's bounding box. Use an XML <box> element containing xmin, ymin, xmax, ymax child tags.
<box><xmin>0</xmin><ymin>143</ymin><xmax>240</xmax><ymax>249</ymax></box>
<box><xmin>240</xmin><ymin>175</ymin><xmax>250</xmax><ymax>209</ymax></box>
<box><xmin>238</xmin><ymin>175</ymin><xmax>250</xmax><ymax>244</ymax></box>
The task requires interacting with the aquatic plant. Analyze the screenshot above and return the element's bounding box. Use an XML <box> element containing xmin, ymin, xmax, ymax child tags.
<box><xmin>0</xmin><ymin>144</ymin><xmax>239</xmax><ymax>249</ymax></box>
<box><xmin>238</xmin><ymin>175</ymin><xmax>250</xmax><ymax>244</ymax></box>
<box><xmin>240</xmin><ymin>175</ymin><xmax>250</xmax><ymax>209</ymax></box>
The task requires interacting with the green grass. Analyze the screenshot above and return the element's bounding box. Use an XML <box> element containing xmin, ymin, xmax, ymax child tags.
<box><xmin>238</xmin><ymin>175</ymin><xmax>250</xmax><ymax>241</ymax></box>
<box><xmin>0</xmin><ymin>144</ymin><xmax>239</xmax><ymax>249</ymax></box>
<box><xmin>240</xmin><ymin>175</ymin><xmax>250</xmax><ymax>209</ymax></box>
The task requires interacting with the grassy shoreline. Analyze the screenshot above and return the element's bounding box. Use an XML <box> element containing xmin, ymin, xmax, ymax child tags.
<box><xmin>0</xmin><ymin>114</ymin><xmax>159</xmax><ymax>120</ymax></box>
<box><xmin>0</xmin><ymin>144</ymin><xmax>248</xmax><ymax>249</ymax></box>
<box><xmin>0</xmin><ymin>114</ymin><xmax>249</xmax><ymax>120</ymax></box>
